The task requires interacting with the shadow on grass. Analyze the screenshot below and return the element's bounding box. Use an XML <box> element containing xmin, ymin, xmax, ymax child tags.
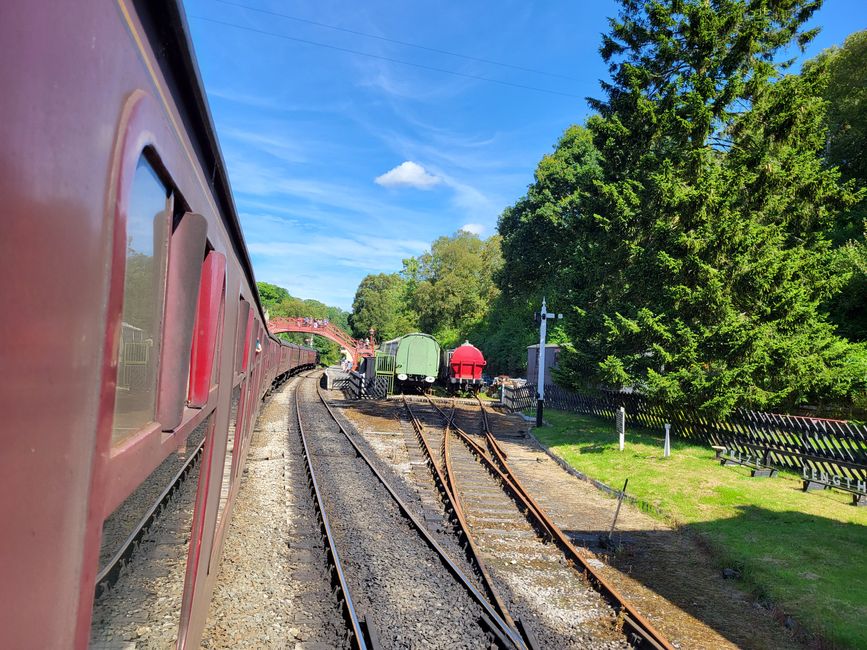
<box><xmin>566</xmin><ymin>506</ymin><xmax>866</xmax><ymax>649</ymax></box>
<box><xmin>578</xmin><ymin>444</ymin><xmax>608</xmax><ymax>454</ymax></box>
<box><xmin>489</xmin><ymin>410</ymin><xmax>867</xmax><ymax>649</ymax></box>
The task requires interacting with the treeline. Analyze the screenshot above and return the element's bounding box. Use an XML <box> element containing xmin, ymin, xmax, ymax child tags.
<box><xmin>257</xmin><ymin>282</ymin><xmax>350</xmax><ymax>365</ymax></box>
<box><xmin>347</xmin><ymin>230</ymin><xmax>566</xmax><ymax>377</ymax></box>
<box><xmin>350</xmin><ymin>5</ymin><xmax>866</xmax><ymax>417</ymax></box>
<box><xmin>349</xmin><ymin>231</ymin><xmax>503</xmax><ymax>348</ymax></box>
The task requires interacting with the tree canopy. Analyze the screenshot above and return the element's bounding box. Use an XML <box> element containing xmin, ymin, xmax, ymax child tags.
<box><xmin>257</xmin><ymin>281</ymin><xmax>350</xmax><ymax>365</ymax></box>
<box><xmin>499</xmin><ymin>1</ymin><xmax>866</xmax><ymax>415</ymax></box>
<box><xmin>348</xmin><ymin>230</ymin><xmax>503</xmax><ymax>351</ymax></box>
<box><xmin>806</xmin><ymin>30</ymin><xmax>867</xmax><ymax>341</ymax></box>
<box><xmin>411</xmin><ymin>231</ymin><xmax>502</xmax><ymax>346</ymax></box>
<box><xmin>349</xmin><ymin>273</ymin><xmax>416</xmax><ymax>342</ymax></box>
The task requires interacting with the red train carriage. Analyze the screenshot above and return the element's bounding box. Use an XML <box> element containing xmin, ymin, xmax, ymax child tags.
<box><xmin>448</xmin><ymin>341</ymin><xmax>487</xmax><ymax>390</ymax></box>
<box><xmin>0</xmin><ymin>1</ymin><xmax>315</xmax><ymax>647</ymax></box>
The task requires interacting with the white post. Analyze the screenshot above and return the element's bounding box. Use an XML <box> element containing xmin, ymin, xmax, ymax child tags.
<box><xmin>534</xmin><ymin>298</ymin><xmax>562</xmax><ymax>427</ymax></box>
<box><xmin>664</xmin><ymin>423</ymin><xmax>671</xmax><ymax>457</ymax></box>
<box><xmin>617</xmin><ymin>406</ymin><xmax>625</xmax><ymax>451</ymax></box>
<box><xmin>536</xmin><ymin>298</ymin><xmax>548</xmax><ymax>427</ymax></box>
<box><xmin>537</xmin><ymin>299</ymin><xmax>548</xmax><ymax>392</ymax></box>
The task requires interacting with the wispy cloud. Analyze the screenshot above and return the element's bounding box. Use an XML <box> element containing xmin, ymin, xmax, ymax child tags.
<box><xmin>374</xmin><ymin>161</ymin><xmax>443</xmax><ymax>189</ymax></box>
<box><xmin>207</xmin><ymin>87</ymin><xmax>284</xmax><ymax>110</ymax></box>
<box><xmin>224</xmin><ymin>155</ymin><xmax>436</xmax><ymax>232</ymax></box>
<box><xmin>249</xmin><ymin>233</ymin><xmax>427</xmax><ymax>266</ymax></box>
<box><xmin>221</xmin><ymin>126</ymin><xmax>308</xmax><ymax>164</ymax></box>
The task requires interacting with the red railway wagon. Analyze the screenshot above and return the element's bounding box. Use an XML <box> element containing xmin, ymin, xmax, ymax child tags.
<box><xmin>0</xmin><ymin>1</ymin><xmax>316</xmax><ymax>647</ymax></box>
<box><xmin>448</xmin><ymin>341</ymin><xmax>488</xmax><ymax>389</ymax></box>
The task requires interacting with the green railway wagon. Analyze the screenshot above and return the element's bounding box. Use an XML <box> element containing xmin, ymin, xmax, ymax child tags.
<box><xmin>380</xmin><ymin>333</ymin><xmax>441</xmax><ymax>388</ymax></box>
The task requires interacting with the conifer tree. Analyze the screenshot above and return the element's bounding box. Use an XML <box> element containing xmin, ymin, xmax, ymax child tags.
<box><xmin>555</xmin><ymin>0</ymin><xmax>866</xmax><ymax>414</ymax></box>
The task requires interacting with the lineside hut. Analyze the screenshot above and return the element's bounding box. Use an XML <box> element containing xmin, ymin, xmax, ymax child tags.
<box><xmin>527</xmin><ymin>343</ymin><xmax>560</xmax><ymax>387</ymax></box>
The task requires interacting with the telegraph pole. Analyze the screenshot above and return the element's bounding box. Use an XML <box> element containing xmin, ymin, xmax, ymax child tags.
<box><xmin>535</xmin><ymin>298</ymin><xmax>562</xmax><ymax>427</ymax></box>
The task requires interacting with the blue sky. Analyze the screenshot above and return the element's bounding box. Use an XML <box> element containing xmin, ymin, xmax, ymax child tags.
<box><xmin>185</xmin><ymin>0</ymin><xmax>866</xmax><ymax>310</ymax></box>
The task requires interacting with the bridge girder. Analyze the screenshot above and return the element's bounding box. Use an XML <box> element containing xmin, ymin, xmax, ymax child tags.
<box><xmin>267</xmin><ymin>317</ymin><xmax>375</xmax><ymax>368</ymax></box>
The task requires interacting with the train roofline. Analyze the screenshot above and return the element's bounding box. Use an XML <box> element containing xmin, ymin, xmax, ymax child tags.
<box><xmin>380</xmin><ymin>332</ymin><xmax>440</xmax><ymax>346</ymax></box>
<box><xmin>134</xmin><ymin>0</ymin><xmax>269</xmax><ymax>329</ymax></box>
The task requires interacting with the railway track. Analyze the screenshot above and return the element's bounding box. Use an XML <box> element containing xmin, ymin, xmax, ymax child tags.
<box><xmin>90</xmin><ymin>434</ymin><xmax>205</xmax><ymax>646</ymax></box>
<box><xmin>293</xmin><ymin>372</ymin><xmax>369</xmax><ymax>648</ymax></box>
<box><xmin>201</xmin><ymin>369</ymin><xmax>349</xmax><ymax>647</ymax></box>
<box><xmin>295</xmin><ymin>372</ymin><xmax>525</xmax><ymax>649</ymax></box>
<box><xmin>403</xmin><ymin>396</ymin><xmax>673</xmax><ymax>650</ymax></box>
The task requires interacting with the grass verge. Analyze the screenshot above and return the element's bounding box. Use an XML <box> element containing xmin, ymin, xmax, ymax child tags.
<box><xmin>533</xmin><ymin>409</ymin><xmax>867</xmax><ymax>649</ymax></box>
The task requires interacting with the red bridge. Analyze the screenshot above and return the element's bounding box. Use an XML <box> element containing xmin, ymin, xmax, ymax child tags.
<box><xmin>268</xmin><ymin>317</ymin><xmax>376</xmax><ymax>367</ymax></box>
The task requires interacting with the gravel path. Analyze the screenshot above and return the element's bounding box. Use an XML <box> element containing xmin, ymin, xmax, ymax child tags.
<box><xmin>299</xmin><ymin>375</ymin><xmax>498</xmax><ymax>649</ymax></box>
<box><xmin>202</xmin><ymin>373</ymin><xmax>347</xmax><ymax>649</ymax></box>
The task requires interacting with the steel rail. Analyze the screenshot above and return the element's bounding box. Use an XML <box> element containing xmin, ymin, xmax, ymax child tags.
<box><xmin>311</xmin><ymin>379</ymin><xmax>525</xmax><ymax>650</ymax></box>
<box><xmin>476</xmin><ymin>398</ymin><xmax>673</xmax><ymax>650</ymax></box>
<box><xmin>401</xmin><ymin>397</ymin><xmax>524</xmax><ymax>645</ymax></box>
<box><xmin>428</xmin><ymin>397</ymin><xmax>559</xmax><ymax>543</ymax></box>
<box><xmin>294</xmin><ymin>374</ymin><xmax>368</xmax><ymax>650</ymax></box>
<box><xmin>430</xmin><ymin>397</ymin><xmax>673</xmax><ymax>650</ymax></box>
<box><xmin>95</xmin><ymin>436</ymin><xmax>206</xmax><ymax>597</ymax></box>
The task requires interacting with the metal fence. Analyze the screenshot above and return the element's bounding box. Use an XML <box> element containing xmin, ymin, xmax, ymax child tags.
<box><xmin>347</xmin><ymin>372</ymin><xmax>389</xmax><ymax>400</ymax></box>
<box><xmin>501</xmin><ymin>384</ymin><xmax>536</xmax><ymax>412</ymax></box>
<box><xmin>503</xmin><ymin>383</ymin><xmax>867</xmax><ymax>482</ymax></box>
<box><xmin>325</xmin><ymin>368</ymin><xmax>352</xmax><ymax>390</ymax></box>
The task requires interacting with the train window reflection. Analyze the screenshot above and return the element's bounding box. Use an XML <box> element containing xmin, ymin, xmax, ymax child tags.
<box><xmin>112</xmin><ymin>158</ymin><xmax>169</xmax><ymax>444</ymax></box>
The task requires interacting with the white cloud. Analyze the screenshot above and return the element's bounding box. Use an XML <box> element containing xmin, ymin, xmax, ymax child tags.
<box><xmin>460</xmin><ymin>223</ymin><xmax>485</xmax><ymax>236</ymax></box>
<box><xmin>374</xmin><ymin>161</ymin><xmax>442</xmax><ymax>189</ymax></box>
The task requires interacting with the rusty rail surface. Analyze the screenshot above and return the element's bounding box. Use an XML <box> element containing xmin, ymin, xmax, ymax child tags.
<box><xmin>312</xmin><ymin>378</ymin><xmax>524</xmax><ymax>649</ymax></box>
<box><xmin>476</xmin><ymin>397</ymin><xmax>673</xmax><ymax>650</ymax></box>
<box><xmin>425</xmin><ymin>396</ymin><xmax>672</xmax><ymax>650</ymax></box>
<box><xmin>402</xmin><ymin>397</ymin><xmax>527</xmax><ymax>647</ymax></box>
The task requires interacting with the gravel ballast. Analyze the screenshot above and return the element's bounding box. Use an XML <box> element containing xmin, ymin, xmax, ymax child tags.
<box><xmin>298</xmin><ymin>374</ymin><xmax>500</xmax><ymax>649</ymax></box>
<box><xmin>202</xmin><ymin>373</ymin><xmax>347</xmax><ymax>649</ymax></box>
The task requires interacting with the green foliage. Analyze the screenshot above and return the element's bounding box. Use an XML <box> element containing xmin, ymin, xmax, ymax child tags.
<box><xmin>346</xmin><ymin>231</ymin><xmax>508</xmax><ymax>367</ymax></box>
<box><xmin>492</xmin><ymin>125</ymin><xmax>606</xmax><ymax>376</ymax></box>
<box><xmin>810</xmin><ymin>30</ymin><xmax>867</xmax><ymax>192</ymax></box>
<box><xmin>827</xmin><ymin>229</ymin><xmax>867</xmax><ymax>342</ymax></box>
<box><xmin>499</xmin><ymin>0</ymin><xmax>867</xmax><ymax>416</ymax></box>
<box><xmin>257</xmin><ymin>281</ymin><xmax>350</xmax><ymax>365</ymax></box>
<box><xmin>410</xmin><ymin>231</ymin><xmax>503</xmax><ymax>347</ymax></box>
<box><xmin>805</xmin><ymin>30</ymin><xmax>867</xmax><ymax>340</ymax></box>
<box><xmin>257</xmin><ymin>281</ymin><xmax>291</xmax><ymax>307</ymax></box>
<box><xmin>123</xmin><ymin>249</ymin><xmax>158</xmax><ymax>335</ymax></box>
<box><xmin>498</xmin><ymin>126</ymin><xmax>602</xmax><ymax>305</ymax></box>
<box><xmin>468</xmin><ymin>295</ymin><xmax>536</xmax><ymax>375</ymax></box>
<box><xmin>348</xmin><ymin>273</ymin><xmax>416</xmax><ymax>341</ymax></box>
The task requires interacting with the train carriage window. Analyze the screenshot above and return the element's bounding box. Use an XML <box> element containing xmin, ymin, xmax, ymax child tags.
<box><xmin>112</xmin><ymin>157</ymin><xmax>170</xmax><ymax>444</ymax></box>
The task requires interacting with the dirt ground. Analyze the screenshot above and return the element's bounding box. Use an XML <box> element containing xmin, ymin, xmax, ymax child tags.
<box><xmin>336</xmin><ymin>394</ymin><xmax>806</xmax><ymax>650</ymax></box>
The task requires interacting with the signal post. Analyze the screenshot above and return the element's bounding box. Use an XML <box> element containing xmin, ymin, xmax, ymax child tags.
<box><xmin>535</xmin><ymin>298</ymin><xmax>562</xmax><ymax>427</ymax></box>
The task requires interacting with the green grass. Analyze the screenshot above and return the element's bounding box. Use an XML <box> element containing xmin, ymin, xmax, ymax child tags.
<box><xmin>534</xmin><ymin>409</ymin><xmax>867</xmax><ymax>649</ymax></box>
